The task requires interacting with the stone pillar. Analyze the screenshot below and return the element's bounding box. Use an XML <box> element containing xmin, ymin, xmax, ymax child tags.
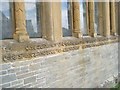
<box><xmin>14</xmin><ymin>1</ymin><xmax>29</xmax><ymax>42</ymax></box>
<box><xmin>40</xmin><ymin>2</ymin><xmax>46</xmax><ymax>39</ymax></box>
<box><xmin>98</xmin><ymin>2</ymin><xmax>103</xmax><ymax>36</ymax></box>
<box><xmin>118</xmin><ymin>2</ymin><xmax>120</xmax><ymax>35</ymax></box>
<box><xmin>115</xmin><ymin>2</ymin><xmax>118</xmax><ymax>35</ymax></box>
<box><xmin>40</xmin><ymin>2</ymin><xmax>62</xmax><ymax>42</ymax></box>
<box><xmin>10</xmin><ymin>2</ymin><xmax>15</xmax><ymax>34</ymax></box>
<box><xmin>36</xmin><ymin>2</ymin><xmax>41</xmax><ymax>36</ymax></box>
<box><xmin>86</xmin><ymin>1</ymin><xmax>89</xmax><ymax>35</ymax></box>
<box><xmin>72</xmin><ymin>1</ymin><xmax>82</xmax><ymax>38</ymax></box>
<box><xmin>102</xmin><ymin>1</ymin><xmax>111</xmax><ymax>36</ymax></box>
<box><xmin>110</xmin><ymin>0</ymin><xmax>116</xmax><ymax>35</ymax></box>
<box><xmin>88</xmin><ymin>0</ymin><xmax>96</xmax><ymax>37</ymax></box>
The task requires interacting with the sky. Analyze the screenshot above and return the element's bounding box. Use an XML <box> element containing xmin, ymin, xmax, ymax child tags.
<box><xmin>24</xmin><ymin>1</ymin><xmax>38</xmax><ymax>32</ymax></box>
<box><xmin>62</xmin><ymin>2</ymin><xmax>69</xmax><ymax>29</ymax></box>
<box><xmin>0</xmin><ymin>2</ymin><xmax>10</xmax><ymax>19</ymax></box>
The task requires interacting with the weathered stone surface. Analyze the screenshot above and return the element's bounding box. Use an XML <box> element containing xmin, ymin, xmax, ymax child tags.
<box><xmin>0</xmin><ymin>42</ymin><xmax>119</xmax><ymax>88</ymax></box>
<box><xmin>11</xmin><ymin>84</ymin><xmax>24</xmax><ymax>88</ymax></box>
<box><xmin>2</xmin><ymin>74</ymin><xmax>16</xmax><ymax>84</ymax></box>
<box><xmin>24</xmin><ymin>76</ymin><xmax>36</xmax><ymax>84</ymax></box>
<box><xmin>17</xmin><ymin>71</ymin><xmax>35</xmax><ymax>79</ymax></box>
<box><xmin>14</xmin><ymin>1</ymin><xmax>29</xmax><ymax>42</ymax></box>
<box><xmin>110</xmin><ymin>1</ymin><xmax>116</xmax><ymax>35</ymax></box>
<box><xmin>88</xmin><ymin>1</ymin><xmax>96</xmax><ymax>37</ymax></box>
<box><xmin>41</xmin><ymin>2</ymin><xmax>62</xmax><ymax>42</ymax></box>
<box><xmin>29</xmin><ymin>63</ymin><xmax>41</xmax><ymax>71</ymax></box>
<box><xmin>73</xmin><ymin>1</ymin><xmax>82</xmax><ymax>37</ymax></box>
<box><xmin>11</xmin><ymin>60</ymin><xmax>32</xmax><ymax>67</ymax></box>
<box><xmin>20</xmin><ymin>66</ymin><xmax>29</xmax><ymax>71</ymax></box>
<box><xmin>1</xmin><ymin>83</ymin><xmax>10</xmax><ymax>88</ymax></box>
<box><xmin>102</xmin><ymin>1</ymin><xmax>111</xmax><ymax>36</ymax></box>
<box><xmin>16</xmin><ymin>69</ymin><xmax>28</xmax><ymax>75</ymax></box>
<box><xmin>0</xmin><ymin>70</ymin><xmax>7</xmax><ymax>75</ymax></box>
<box><xmin>8</xmin><ymin>67</ymin><xmax>20</xmax><ymax>74</ymax></box>
<box><xmin>1</xmin><ymin>63</ymin><xmax>11</xmax><ymax>70</ymax></box>
<box><xmin>22</xmin><ymin>83</ymin><xmax>32</xmax><ymax>88</ymax></box>
<box><xmin>2</xmin><ymin>36</ymin><xmax>118</xmax><ymax>63</ymax></box>
<box><xmin>11</xmin><ymin>80</ymin><xmax>23</xmax><ymax>86</ymax></box>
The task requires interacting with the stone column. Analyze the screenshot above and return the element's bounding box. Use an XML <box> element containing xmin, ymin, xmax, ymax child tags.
<box><xmin>110</xmin><ymin>0</ymin><xmax>116</xmax><ymax>35</ymax></box>
<box><xmin>98</xmin><ymin>2</ymin><xmax>103</xmax><ymax>36</ymax></box>
<box><xmin>40</xmin><ymin>2</ymin><xmax>62</xmax><ymax>42</ymax></box>
<box><xmin>10</xmin><ymin>2</ymin><xmax>15</xmax><ymax>34</ymax></box>
<box><xmin>14</xmin><ymin>1</ymin><xmax>29</xmax><ymax>42</ymax></box>
<box><xmin>72</xmin><ymin>1</ymin><xmax>82</xmax><ymax>38</ymax></box>
<box><xmin>86</xmin><ymin>1</ymin><xmax>89</xmax><ymax>35</ymax></box>
<box><xmin>40</xmin><ymin>2</ymin><xmax>46</xmax><ymax>39</ymax></box>
<box><xmin>115</xmin><ymin>2</ymin><xmax>118</xmax><ymax>35</ymax></box>
<box><xmin>88</xmin><ymin>0</ymin><xmax>96</xmax><ymax>37</ymax></box>
<box><xmin>118</xmin><ymin>2</ymin><xmax>120</xmax><ymax>35</ymax></box>
<box><xmin>102</xmin><ymin>1</ymin><xmax>110</xmax><ymax>36</ymax></box>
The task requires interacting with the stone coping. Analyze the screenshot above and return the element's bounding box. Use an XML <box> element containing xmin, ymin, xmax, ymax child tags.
<box><xmin>1</xmin><ymin>36</ymin><xmax>119</xmax><ymax>63</ymax></box>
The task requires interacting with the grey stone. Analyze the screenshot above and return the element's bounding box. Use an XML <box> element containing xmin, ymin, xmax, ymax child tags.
<box><xmin>11</xmin><ymin>80</ymin><xmax>23</xmax><ymax>86</ymax></box>
<box><xmin>0</xmin><ymin>70</ymin><xmax>7</xmax><ymax>75</ymax></box>
<box><xmin>20</xmin><ymin>66</ymin><xmax>29</xmax><ymax>71</ymax></box>
<box><xmin>11</xmin><ymin>84</ymin><xmax>24</xmax><ymax>88</ymax></box>
<box><xmin>0</xmin><ymin>43</ymin><xmax>119</xmax><ymax>88</ymax></box>
<box><xmin>16</xmin><ymin>69</ymin><xmax>29</xmax><ymax>75</ymax></box>
<box><xmin>29</xmin><ymin>63</ymin><xmax>41</xmax><ymax>71</ymax></box>
<box><xmin>1</xmin><ymin>88</ymin><xmax>15</xmax><ymax>90</ymax></box>
<box><xmin>1</xmin><ymin>63</ymin><xmax>11</xmax><ymax>70</ymax></box>
<box><xmin>22</xmin><ymin>83</ymin><xmax>32</xmax><ymax>88</ymax></box>
<box><xmin>12</xmin><ymin>60</ymin><xmax>32</xmax><ymax>67</ymax></box>
<box><xmin>1</xmin><ymin>83</ymin><xmax>10</xmax><ymax>88</ymax></box>
<box><xmin>15</xmin><ymin>89</ymin><xmax>26</xmax><ymax>90</ymax></box>
<box><xmin>8</xmin><ymin>67</ymin><xmax>20</xmax><ymax>73</ymax></box>
<box><xmin>24</xmin><ymin>76</ymin><xmax>36</xmax><ymax>84</ymax></box>
<box><xmin>32</xmin><ymin>57</ymin><xmax>45</xmax><ymax>64</ymax></box>
<box><xmin>2</xmin><ymin>74</ymin><xmax>16</xmax><ymax>84</ymax></box>
<box><xmin>33</xmin><ymin>82</ymin><xmax>45</xmax><ymax>88</ymax></box>
<box><xmin>17</xmin><ymin>72</ymin><xmax>35</xmax><ymax>79</ymax></box>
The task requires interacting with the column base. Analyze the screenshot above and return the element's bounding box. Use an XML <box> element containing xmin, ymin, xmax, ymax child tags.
<box><xmin>103</xmin><ymin>32</ymin><xmax>111</xmax><ymax>37</ymax></box>
<box><xmin>73</xmin><ymin>32</ymin><xmax>83</xmax><ymax>38</ymax></box>
<box><xmin>111</xmin><ymin>32</ymin><xmax>117</xmax><ymax>36</ymax></box>
<box><xmin>88</xmin><ymin>31</ymin><xmax>97</xmax><ymax>37</ymax></box>
<box><xmin>93</xmin><ymin>33</ymin><xmax>97</xmax><ymax>37</ymax></box>
<box><xmin>14</xmin><ymin>33</ymin><xmax>29</xmax><ymax>42</ymax></box>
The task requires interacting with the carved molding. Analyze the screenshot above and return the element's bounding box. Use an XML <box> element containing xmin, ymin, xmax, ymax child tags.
<box><xmin>1</xmin><ymin>36</ymin><xmax>119</xmax><ymax>63</ymax></box>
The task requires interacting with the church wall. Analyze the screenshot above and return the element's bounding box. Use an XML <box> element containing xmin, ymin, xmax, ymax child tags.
<box><xmin>0</xmin><ymin>42</ymin><xmax>119</xmax><ymax>88</ymax></box>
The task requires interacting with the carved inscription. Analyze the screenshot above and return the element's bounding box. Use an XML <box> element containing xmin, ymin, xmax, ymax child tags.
<box><xmin>25</xmin><ymin>43</ymin><xmax>56</xmax><ymax>51</ymax></box>
<box><xmin>3</xmin><ymin>50</ymin><xmax>56</xmax><ymax>62</ymax></box>
<box><xmin>2</xmin><ymin>36</ymin><xmax>119</xmax><ymax>62</ymax></box>
<box><xmin>63</xmin><ymin>46</ymin><xmax>79</xmax><ymax>52</ymax></box>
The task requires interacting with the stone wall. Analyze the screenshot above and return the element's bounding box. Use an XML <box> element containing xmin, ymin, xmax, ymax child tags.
<box><xmin>0</xmin><ymin>42</ymin><xmax>118</xmax><ymax>88</ymax></box>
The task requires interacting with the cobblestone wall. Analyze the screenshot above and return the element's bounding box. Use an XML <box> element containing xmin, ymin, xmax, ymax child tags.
<box><xmin>0</xmin><ymin>43</ymin><xmax>119</xmax><ymax>88</ymax></box>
